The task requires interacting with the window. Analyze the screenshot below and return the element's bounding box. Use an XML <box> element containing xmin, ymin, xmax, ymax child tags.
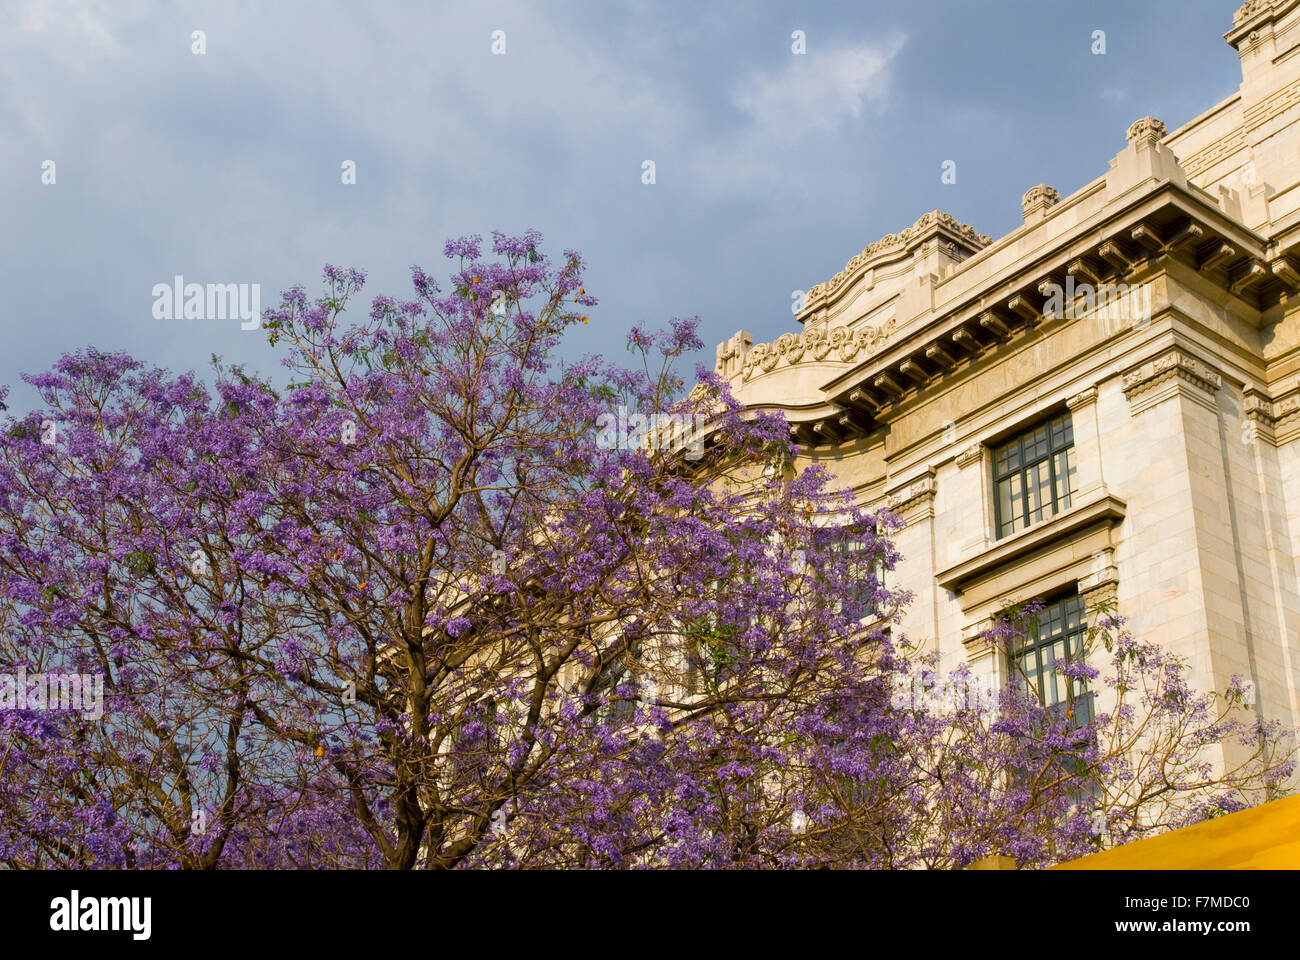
<box><xmin>593</xmin><ymin>640</ymin><xmax>642</xmax><ymax>721</ymax></box>
<box><xmin>682</xmin><ymin>580</ymin><xmax>740</xmax><ymax>695</ymax></box>
<box><xmin>992</xmin><ymin>412</ymin><xmax>1078</xmax><ymax>539</ymax></box>
<box><xmin>837</xmin><ymin>529</ymin><xmax>884</xmax><ymax>622</ymax></box>
<box><xmin>811</xmin><ymin>524</ymin><xmax>885</xmax><ymax>623</ymax></box>
<box><xmin>1010</xmin><ymin>592</ymin><xmax>1093</xmax><ymax>726</ymax></box>
<box><xmin>1007</xmin><ymin>592</ymin><xmax>1098</xmax><ymax>805</ymax></box>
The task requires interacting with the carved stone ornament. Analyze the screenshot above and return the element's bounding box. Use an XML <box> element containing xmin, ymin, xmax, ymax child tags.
<box><xmin>740</xmin><ymin>319</ymin><xmax>897</xmax><ymax>381</ymax></box>
<box><xmin>1235</xmin><ymin>1</ymin><xmax>1274</xmax><ymax>26</ymax></box>
<box><xmin>714</xmin><ymin>329</ymin><xmax>753</xmax><ymax>374</ymax></box>
<box><xmin>1066</xmin><ymin>386</ymin><xmax>1098</xmax><ymax>410</ymax></box>
<box><xmin>1120</xmin><ymin>347</ymin><xmax>1223</xmax><ymax>416</ymax></box>
<box><xmin>1021</xmin><ymin>184</ymin><xmax>1061</xmax><ymax>218</ymax></box>
<box><xmin>885</xmin><ymin>472</ymin><xmax>937</xmax><ymax>514</ymax></box>
<box><xmin>1125</xmin><ymin>116</ymin><xmax>1168</xmax><ymax>147</ymax></box>
<box><xmin>804</xmin><ymin>211</ymin><xmax>992</xmax><ymax>303</ymax></box>
<box><xmin>1121</xmin><ymin>349</ymin><xmax>1221</xmax><ymax>398</ymax></box>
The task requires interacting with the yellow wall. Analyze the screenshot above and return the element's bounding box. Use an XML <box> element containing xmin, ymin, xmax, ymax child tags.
<box><xmin>1053</xmin><ymin>796</ymin><xmax>1300</xmax><ymax>869</ymax></box>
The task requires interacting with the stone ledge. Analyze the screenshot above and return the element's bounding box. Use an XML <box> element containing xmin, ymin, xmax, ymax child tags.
<box><xmin>936</xmin><ymin>491</ymin><xmax>1128</xmax><ymax>595</ymax></box>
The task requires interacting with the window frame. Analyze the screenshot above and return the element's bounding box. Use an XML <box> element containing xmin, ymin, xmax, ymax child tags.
<box><xmin>593</xmin><ymin>639</ymin><xmax>643</xmax><ymax>722</ymax></box>
<box><xmin>991</xmin><ymin>411</ymin><xmax>1078</xmax><ymax>540</ymax></box>
<box><xmin>813</xmin><ymin>521</ymin><xmax>885</xmax><ymax>624</ymax></box>
<box><xmin>1008</xmin><ymin>590</ymin><xmax>1093</xmax><ymax>726</ymax></box>
<box><xmin>682</xmin><ymin>578</ymin><xmax>742</xmax><ymax>696</ymax></box>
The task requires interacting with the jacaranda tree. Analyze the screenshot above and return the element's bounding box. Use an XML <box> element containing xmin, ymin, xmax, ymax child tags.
<box><xmin>0</xmin><ymin>232</ymin><xmax>1290</xmax><ymax>869</ymax></box>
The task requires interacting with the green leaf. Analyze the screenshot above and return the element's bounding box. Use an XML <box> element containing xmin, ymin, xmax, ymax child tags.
<box><xmin>124</xmin><ymin>550</ymin><xmax>156</xmax><ymax>576</ymax></box>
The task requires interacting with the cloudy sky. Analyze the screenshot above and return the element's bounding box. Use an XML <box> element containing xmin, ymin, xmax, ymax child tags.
<box><xmin>2</xmin><ymin>0</ymin><xmax>1245</xmax><ymax>414</ymax></box>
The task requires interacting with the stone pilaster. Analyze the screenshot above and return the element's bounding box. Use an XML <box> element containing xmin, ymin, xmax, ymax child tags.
<box><xmin>1066</xmin><ymin>385</ymin><xmax>1104</xmax><ymax>499</ymax></box>
<box><xmin>953</xmin><ymin>444</ymin><xmax>990</xmax><ymax>554</ymax></box>
<box><xmin>1079</xmin><ymin>546</ymin><xmax>1120</xmax><ymax>624</ymax></box>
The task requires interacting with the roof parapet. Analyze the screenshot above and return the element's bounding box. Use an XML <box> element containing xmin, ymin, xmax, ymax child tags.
<box><xmin>800</xmin><ymin>211</ymin><xmax>991</xmax><ymax>321</ymax></box>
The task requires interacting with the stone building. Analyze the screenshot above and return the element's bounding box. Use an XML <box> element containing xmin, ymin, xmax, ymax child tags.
<box><xmin>714</xmin><ymin>0</ymin><xmax>1300</xmax><ymax>752</ymax></box>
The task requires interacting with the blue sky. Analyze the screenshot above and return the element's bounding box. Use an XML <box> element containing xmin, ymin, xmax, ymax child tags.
<box><xmin>2</xmin><ymin>0</ymin><xmax>1246</xmax><ymax>414</ymax></box>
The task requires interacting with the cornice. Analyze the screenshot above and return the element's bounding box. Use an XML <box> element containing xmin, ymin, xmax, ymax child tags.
<box><xmin>815</xmin><ymin>182</ymin><xmax>1276</xmax><ymax>429</ymax></box>
<box><xmin>803</xmin><ymin>211</ymin><xmax>991</xmax><ymax>308</ymax></box>
<box><xmin>736</xmin><ymin>115</ymin><xmax>1300</xmax><ymax>454</ymax></box>
<box><xmin>740</xmin><ymin>320</ymin><xmax>896</xmax><ymax>382</ymax></box>
<box><xmin>1226</xmin><ymin>0</ymin><xmax>1300</xmax><ymax>46</ymax></box>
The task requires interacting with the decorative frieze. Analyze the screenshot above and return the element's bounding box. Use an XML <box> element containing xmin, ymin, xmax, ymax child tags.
<box><xmin>739</xmin><ymin>319</ymin><xmax>896</xmax><ymax>381</ymax></box>
<box><xmin>804</xmin><ymin>211</ymin><xmax>992</xmax><ymax>304</ymax></box>
<box><xmin>1182</xmin><ymin>71</ymin><xmax>1300</xmax><ymax>180</ymax></box>
<box><xmin>1182</xmin><ymin>127</ymin><xmax>1246</xmax><ymax>179</ymax></box>
<box><xmin>884</xmin><ymin>470</ymin><xmax>937</xmax><ymax>525</ymax></box>
<box><xmin>955</xmin><ymin>444</ymin><xmax>984</xmax><ymax>469</ymax></box>
<box><xmin>1120</xmin><ymin>347</ymin><xmax>1223</xmax><ymax>415</ymax></box>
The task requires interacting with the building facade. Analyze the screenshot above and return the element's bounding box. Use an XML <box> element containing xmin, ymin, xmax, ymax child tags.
<box><xmin>715</xmin><ymin>0</ymin><xmax>1300</xmax><ymax>756</ymax></box>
